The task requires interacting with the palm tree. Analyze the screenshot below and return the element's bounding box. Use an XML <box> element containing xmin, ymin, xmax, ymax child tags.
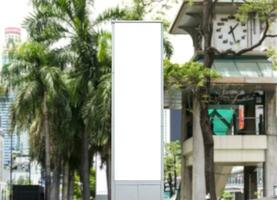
<box><xmin>2</xmin><ymin>41</ymin><xmax>70</xmax><ymax>200</ymax></box>
<box><xmin>23</xmin><ymin>1</ymin><xmax>133</xmax><ymax>199</ymax></box>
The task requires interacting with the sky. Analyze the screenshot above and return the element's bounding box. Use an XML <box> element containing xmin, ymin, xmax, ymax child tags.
<box><xmin>0</xmin><ymin>0</ymin><xmax>193</xmax><ymax>65</ymax></box>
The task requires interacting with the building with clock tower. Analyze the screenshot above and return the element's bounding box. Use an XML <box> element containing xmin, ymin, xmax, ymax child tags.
<box><xmin>168</xmin><ymin>1</ymin><xmax>277</xmax><ymax>199</ymax></box>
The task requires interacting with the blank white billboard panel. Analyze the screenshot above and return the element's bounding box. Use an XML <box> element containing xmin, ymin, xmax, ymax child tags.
<box><xmin>112</xmin><ymin>22</ymin><xmax>162</xmax><ymax>182</ymax></box>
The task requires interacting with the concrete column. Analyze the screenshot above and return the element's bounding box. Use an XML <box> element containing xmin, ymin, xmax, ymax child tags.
<box><xmin>192</xmin><ymin>98</ymin><xmax>206</xmax><ymax>200</ymax></box>
<box><xmin>215</xmin><ymin>166</ymin><xmax>233</xmax><ymax>197</ymax></box>
<box><xmin>180</xmin><ymin>163</ymin><xmax>192</xmax><ymax>200</ymax></box>
<box><xmin>265</xmin><ymin>88</ymin><xmax>277</xmax><ymax>197</ymax></box>
<box><xmin>180</xmin><ymin>93</ymin><xmax>192</xmax><ymax>200</ymax></box>
<box><xmin>244</xmin><ymin>166</ymin><xmax>257</xmax><ymax>200</ymax></box>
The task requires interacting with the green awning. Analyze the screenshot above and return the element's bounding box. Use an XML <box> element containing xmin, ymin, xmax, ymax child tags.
<box><xmin>208</xmin><ymin>109</ymin><xmax>235</xmax><ymax>135</ymax></box>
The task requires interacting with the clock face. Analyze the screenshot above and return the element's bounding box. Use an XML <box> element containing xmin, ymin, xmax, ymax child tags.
<box><xmin>213</xmin><ymin>14</ymin><xmax>248</xmax><ymax>51</ymax></box>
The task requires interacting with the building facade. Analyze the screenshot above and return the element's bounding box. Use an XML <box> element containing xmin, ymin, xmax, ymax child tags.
<box><xmin>169</xmin><ymin>1</ymin><xmax>277</xmax><ymax>200</ymax></box>
<box><xmin>225</xmin><ymin>167</ymin><xmax>264</xmax><ymax>199</ymax></box>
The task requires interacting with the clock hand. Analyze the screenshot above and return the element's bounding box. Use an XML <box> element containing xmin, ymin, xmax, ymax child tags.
<box><xmin>232</xmin><ymin>23</ymin><xmax>239</xmax><ymax>31</ymax></box>
<box><xmin>228</xmin><ymin>26</ymin><xmax>233</xmax><ymax>34</ymax></box>
<box><xmin>231</xmin><ymin>31</ymin><xmax>237</xmax><ymax>43</ymax></box>
<box><xmin>228</xmin><ymin>23</ymin><xmax>239</xmax><ymax>34</ymax></box>
<box><xmin>228</xmin><ymin>23</ymin><xmax>239</xmax><ymax>43</ymax></box>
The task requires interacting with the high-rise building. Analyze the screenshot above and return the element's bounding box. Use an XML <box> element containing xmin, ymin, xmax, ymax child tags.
<box><xmin>0</xmin><ymin>28</ymin><xmax>40</xmax><ymax>189</ymax></box>
<box><xmin>0</xmin><ymin>93</ymin><xmax>19</xmax><ymax>168</ymax></box>
<box><xmin>2</xmin><ymin>27</ymin><xmax>21</xmax><ymax>68</ymax></box>
<box><xmin>1</xmin><ymin>27</ymin><xmax>22</xmax><ymax>169</ymax></box>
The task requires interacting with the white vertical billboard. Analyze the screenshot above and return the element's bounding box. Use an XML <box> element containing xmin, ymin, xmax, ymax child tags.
<box><xmin>112</xmin><ymin>22</ymin><xmax>163</xmax><ymax>200</ymax></box>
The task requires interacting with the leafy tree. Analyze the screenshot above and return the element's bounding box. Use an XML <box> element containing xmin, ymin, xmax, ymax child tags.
<box><xmin>164</xmin><ymin>59</ymin><xmax>220</xmax><ymax>92</ymax></box>
<box><xmin>164</xmin><ymin>59</ymin><xmax>221</xmax><ymax>199</ymax></box>
<box><xmin>164</xmin><ymin>141</ymin><xmax>182</xmax><ymax>196</ymax></box>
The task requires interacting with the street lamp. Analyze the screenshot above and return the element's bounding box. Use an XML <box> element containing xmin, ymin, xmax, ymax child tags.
<box><xmin>273</xmin><ymin>185</ymin><xmax>277</xmax><ymax>198</ymax></box>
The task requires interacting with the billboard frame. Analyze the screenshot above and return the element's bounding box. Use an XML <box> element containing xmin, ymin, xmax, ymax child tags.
<box><xmin>111</xmin><ymin>21</ymin><xmax>164</xmax><ymax>200</ymax></box>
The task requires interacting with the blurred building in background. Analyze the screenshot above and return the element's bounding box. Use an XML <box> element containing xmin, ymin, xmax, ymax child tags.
<box><xmin>1</xmin><ymin>27</ymin><xmax>22</xmax><ymax>168</ymax></box>
<box><xmin>0</xmin><ymin>27</ymin><xmax>41</xmax><ymax>199</ymax></box>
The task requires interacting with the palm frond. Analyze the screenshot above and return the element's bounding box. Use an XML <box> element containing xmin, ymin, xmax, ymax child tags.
<box><xmin>97</xmin><ymin>31</ymin><xmax>112</xmax><ymax>63</ymax></box>
<box><xmin>164</xmin><ymin>37</ymin><xmax>174</xmax><ymax>59</ymax></box>
<box><xmin>10</xmin><ymin>81</ymin><xmax>42</xmax><ymax>133</ymax></box>
<box><xmin>93</xmin><ymin>7</ymin><xmax>128</xmax><ymax>26</ymax></box>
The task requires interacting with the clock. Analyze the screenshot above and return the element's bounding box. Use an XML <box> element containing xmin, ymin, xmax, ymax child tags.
<box><xmin>213</xmin><ymin>14</ymin><xmax>248</xmax><ymax>51</ymax></box>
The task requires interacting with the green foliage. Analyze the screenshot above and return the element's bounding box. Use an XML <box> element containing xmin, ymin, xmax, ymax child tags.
<box><xmin>164</xmin><ymin>141</ymin><xmax>181</xmax><ymax>178</ymax></box>
<box><xmin>97</xmin><ymin>31</ymin><xmax>112</xmax><ymax>63</ymax></box>
<box><xmin>163</xmin><ymin>38</ymin><xmax>174</xmax><ymax>59</ymax></box>
<box><xmin>267</xmin><ymin>47</ymin><xmax>277</xmax><ymax>69</ymax></box>
<box><xmin>0</xmin><ymin>85</ymin><xmax>5</xmax><ymax>94</ymax></box>
<box><xmin>74</xmin><ymin>168</ymin><xmax>96</xmax><ymax>199</ymax></box>
<box><xmin>73</xmin><ymin>174</ymin><xmax>82</xmax><ymax>200</ymax></box>
<box><xmin>129</xmin><ymin>0</ymin><xmax>146</xmax><ymax>19</ymax></box>
<box><xmin>236</xmin><ymin>0</ymin><xmax>277</xmax><ymax>22</ymax></box>
<box><xmin>14</xmin><ymin>176</ymin><xmax>31</xmax><ymax>185</ymax></box>
<box><xmin>93</xmin><ymin>7</ymin><xmax>129</xmax><ymax>26</ymax></box>
<box><xmin>164</xmin><ymin>59</ymin><xmax>220</xmax><ymax>92</ymax></box>
<box><xmin>144</xmin><ymin>0</ymin><xmax>181</xmax><ymax>19</ymax></box>
<box><xmin>221</xmin><ymin>191</ymin><xmax>232</xmax><ymax>200</ymax></box>
<box><xmin>1</xmin><ymin>41</ymin><xmax>71</xmax><ymax>165</ymax></box>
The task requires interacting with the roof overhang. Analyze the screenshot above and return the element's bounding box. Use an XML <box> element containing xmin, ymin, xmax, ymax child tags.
<box><xmin>212</xmin><ymin>77</ymin><xmax>277</xmax><ymax>90</ymax></box>
<box><xmin>170</xmin><ymin>0</ymin><xmax>243</xmax><ymax>35</ymax></box>
<box><xmin>198</xmin><ymin>55</ymin><xmax>277</xmax><ymax>86</ymax></box>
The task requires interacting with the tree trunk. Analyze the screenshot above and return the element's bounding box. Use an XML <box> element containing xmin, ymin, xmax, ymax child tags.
<box><xmin>50</xmin><ymin>160</ymin><xmax>61</xmax><ymax>200</ymax></box>
<box><xmin>200</xmin><ymin>104</ymin><xmax>216</xmax><ymax>200</ymax></box>
<box><xmin>43</xmin><ymin>94</ymin><xmax>51</xmax><ymax>200</ymax></box>
<box><xmin>201</xmin><ymin>0</ymin><xmax>217</xmax><ymax>199</ymax></box>
<box><xmin>174</xmin><ymin>158</ymin><xmax>177</xmax><ymax>190</ymax></box>
<box><xmin>106</xmin><ymin>144</ymin><xmax>112</xmax><ymax>200</ymax></box>
<box><xmin>168</xmin><ymin>173</ymin><xmax>174</xmax><ymax>197</ymax></box>
<box><xmin>62</xmin><ymin>161</ymin><xmax>69</xmax><ymax>200</ymax></box>
<box><xmin>81</xmin><ymin>130</ymin><xmax>90</xmax><ymax>200</ymax></box>
<box><xmin>180</xmin><ymin>92</ymin><xmax>192</xmax><ymax>200</ymax></box>
<box><xmin>192</xmin><ymin>98</ymin><xmax>206</xmax><ymax>200</ymax></box>
<box><xmin>68</xmin><ymin>170</ymin><xmax>74</xmax><ymax>200</ymax></box>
